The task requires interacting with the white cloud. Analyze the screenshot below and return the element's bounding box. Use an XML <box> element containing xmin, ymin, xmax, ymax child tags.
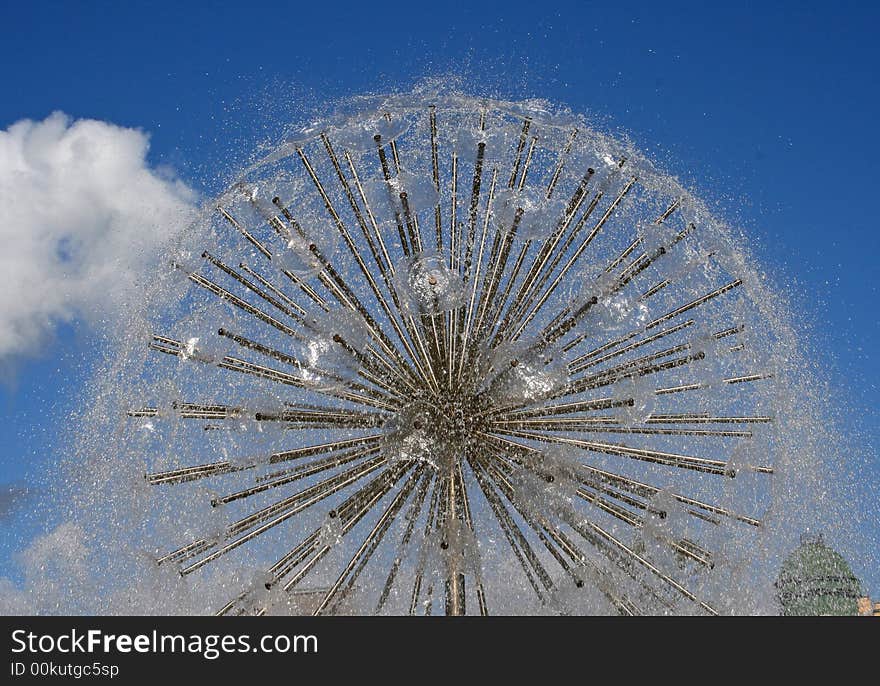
<box><xmin>0</xmin><ymin>519</ymin><xmax>243</xmax><ymax>615</ymax></box>
<box><xmin>0</xmin><ymin>112</ymin><xmax>197</xmax><ymax>360</ymax></box>
<box><xmin>0</xmin><ymin>522</ymin><xmax>88</xmax><ymax>614</ymax></box>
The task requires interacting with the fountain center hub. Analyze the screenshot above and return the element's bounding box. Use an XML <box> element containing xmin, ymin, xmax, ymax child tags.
<box><xmin>383</xmin><ymin>394</ymin><xmax>491</xmax><ymax>472</ymax></box>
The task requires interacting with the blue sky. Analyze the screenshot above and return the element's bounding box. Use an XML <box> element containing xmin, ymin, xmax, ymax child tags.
<box><xmin>1</xmin><ymin>0</ymin><xmax>877</xmax><ymax>595</ymax></box>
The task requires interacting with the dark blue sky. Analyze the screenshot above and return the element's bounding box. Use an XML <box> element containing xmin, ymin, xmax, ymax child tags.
<box><xmin>1</xmin><ymin>0</ymin><xmax>877</xmax><ymax>591</ymax></box>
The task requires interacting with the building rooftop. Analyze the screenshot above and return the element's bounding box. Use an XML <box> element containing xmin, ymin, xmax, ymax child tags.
<box><xmin>776</xmin><ymin>533</ymin><xmax>863</xmax><ymax>616</ymax></box>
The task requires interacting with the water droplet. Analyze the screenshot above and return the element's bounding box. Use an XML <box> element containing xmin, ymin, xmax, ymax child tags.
<box><xmin>396</xmin><ymin>253</ymin><xmax>465</xmax><ymax>315</ymax></box>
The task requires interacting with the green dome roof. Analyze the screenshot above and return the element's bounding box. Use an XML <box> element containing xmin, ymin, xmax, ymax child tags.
<box><xmin>775</xmin><ymin>533</ymin><xmax>862</xmax><ymax>616</ymax></box>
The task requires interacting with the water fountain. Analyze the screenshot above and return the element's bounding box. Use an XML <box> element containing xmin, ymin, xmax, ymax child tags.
<box><xmin>61</xmin><ymin>93</ymin><xmax>810</xmax><ymax>615</ymax></box>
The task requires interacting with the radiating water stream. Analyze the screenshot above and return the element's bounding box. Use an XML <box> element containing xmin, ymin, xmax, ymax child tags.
<box><xmin>17</xmin><ymin>91</ymin><xmax>863</xmax><ymax>616</ymax></box>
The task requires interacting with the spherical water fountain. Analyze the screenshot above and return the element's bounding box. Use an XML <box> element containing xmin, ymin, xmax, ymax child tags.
<box><xmin>89</xmin><ymin>93</ymin><xmax>799</xmax><ymax>616</ymax></box>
